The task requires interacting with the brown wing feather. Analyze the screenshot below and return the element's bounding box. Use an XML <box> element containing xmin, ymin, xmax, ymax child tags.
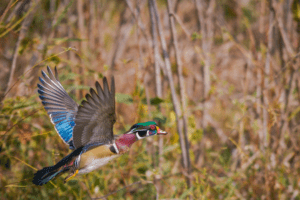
<box><xmin>72</xmin><ymin>77</ymin><xmax>116</xmax><ymax>148</ymax></box>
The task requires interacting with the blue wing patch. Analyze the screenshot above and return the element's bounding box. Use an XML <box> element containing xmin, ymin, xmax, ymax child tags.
<box><xmin>38</xmin><ymin>66</ymin><xmax>78</xmax><ymax>149</ymax></box>
<box><xmin>49</xmin><ymin>111</ymin><xmax>75</xmax><ymax>144</ymax></box>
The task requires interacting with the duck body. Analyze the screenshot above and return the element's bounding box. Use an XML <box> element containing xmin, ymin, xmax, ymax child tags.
<box><xmin>77</xmin><ymin>133</ymin><xmax>137</xmax><ymax>174</ymax></box>
<box><xmin>77</xmin><ymin>144</ymin><xmax>119</xmax><ymax>174</ymax></box>
<box><xmin>32</xmin><ymin>67</ymin><xmax>167</xmax><ymax>186</ymax></box>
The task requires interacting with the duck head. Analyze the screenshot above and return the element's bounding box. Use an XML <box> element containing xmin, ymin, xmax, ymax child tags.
<box><xmin>115</xmin><ymin>121</ymin><xmax>167</xmax><ymax>153</ymax></box>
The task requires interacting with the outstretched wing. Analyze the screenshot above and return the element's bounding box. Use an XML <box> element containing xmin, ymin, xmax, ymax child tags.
<box><xmin>37</xmin><ymin>66</ymin><xmax>78</xmax><ymax>148</ymax></box>
<box><xmin>72</xmin><ymin>77</ymin><xmax>116</xmax><ymax>149</ymax></box>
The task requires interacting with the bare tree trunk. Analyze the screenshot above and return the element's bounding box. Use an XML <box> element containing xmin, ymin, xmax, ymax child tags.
<box><xmin>255</xmin><ymin>0</ymin><xmax>266</xmax><ymax>155</ymax></box>
<box><xmin>278</xmin><ymin>10</ymin><xmax>287</xmax><ymax>154</ymax></box>
<box><xmin>149</xmin><ymin>0</ymin><xmax>192</xmax><ymax>188</ymax></box>
<box><xmin>50</xmin><ymin>0</ymin><xmax>55</xmax><ymax>17</ymax></box>
<box><xmin>89</xmin><ymin>0</ymin><xmax>96</xmax><ymax>50</ymax></box>
<box><xmin>262</xmin><ymin>0</ymin><xmax>275</xmax><ymax>152</ymax></box>
<box><xmin>77</xmin><ymin>0</ymin><xmax>86</xmax><ymax>99</ymax></box>
<box><xmin>166</xmin><ymin>0</ymin><xmax>191</xmax><ymax>184</ymax></box>
<box><xmin>194</xmin><ymin>0</ymin><xmax>215</xmax><ymax>169</ymax></box>
<box><xmin>148</xmin><ymin>1</ymin><xmax>163</xmax><ymax>193</ymax></box>
<box><xmin>110</xmin><ymin>6</ymin><xmax>133</xmax><ymax>71</ymax></box>
<box><xmin>276</xmin><ymin>0</ymin><xmax>295</xmax><ymax>155</ymax></box>
<box><xmin>67</xmin><ymin>0</ymin><xmax>78</xmax><ymax>99</ymax></box>
<box><xmin>67</xmin><ymin>0</ymin><xmax>76</xmax><ymax>62</ymax></box>
<box><xmin>149</xmin><ymin>4</ymin><xmax>162</xmax><ymax>99</ymax></box>
<box><xmin>195</xmin><ymin>0</ymin><xmax>213</xmax><ymax>107</ymax></box>
<box><xmin>273</xmin><ymin>1</ymin><xmax>295</xmax><ymax>57</ymax></box>
<box><xmin>240</xmin><ymin>63</ymin><xmax>249</xmax><ymax>153</ymax></box>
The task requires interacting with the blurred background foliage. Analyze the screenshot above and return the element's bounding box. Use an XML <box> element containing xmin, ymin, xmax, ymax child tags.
<box><xmin>1</xmin><ymin>0</ymin><xmax>300</xmax><ymax>199</ymax></box>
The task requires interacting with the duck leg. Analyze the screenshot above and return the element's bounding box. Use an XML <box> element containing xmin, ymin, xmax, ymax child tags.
<box><xmin>64</xmin><ymin>169</ymin><xmax>79</xmax><ymax>183</ymax></box>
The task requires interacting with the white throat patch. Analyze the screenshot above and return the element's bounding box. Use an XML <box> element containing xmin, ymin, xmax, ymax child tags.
<box><xmin>113</xmin><ymin>142</ymin><xmax>119</xmax><ymax>154</ymax></box>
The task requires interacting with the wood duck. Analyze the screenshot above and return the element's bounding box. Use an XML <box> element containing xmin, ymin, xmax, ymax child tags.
<box><xmin>32</xmin><ymin>66</ymin><xmax>167</xmax><ymax>186</ymax></box>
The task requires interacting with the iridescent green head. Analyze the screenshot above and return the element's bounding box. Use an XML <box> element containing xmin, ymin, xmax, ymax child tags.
<box><xmin>127</xmin><ymin>121</ymin><xmax>167</xmax><ymax>140</ymax></box>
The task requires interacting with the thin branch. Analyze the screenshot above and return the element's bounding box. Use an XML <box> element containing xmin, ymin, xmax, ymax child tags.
<box><xmin>124</xmin><ymin>0</ymin><xmax>149</xmax><ymax>42</ymax></box>
<box><xmin>1</xmin><ymin>109</ymin><xmax>41</xmax><ymax>140</ymax></box>
<box><xmin>4</xmin><ymin>0</ymin><xmax>34</xmax><ymax>98</ymax></box>
<box><xmin>262</xmin><ymin>0</ymin><xmax>275</xmax><ymax>151</ymax></box>
<box><xmin>256</xmin><ymin>0</ymin><xmax>266</xmax><ymax>117</ymax></box>
<box><xmin>2</xmin><ymin>47</ymin><xmax>76</xmax><ymax>101</ymax></box>
<box><xmin>149</xmin><ymin>0</ymin><xmax>164</xmax><ymax>192</ymax></box>
<box><xmin>0</xmin><ymin>0</ymin><xmax>14</xmax><ymax>24</ymax></box>
<box><xmin>272</xmin><ymin>1</ymin><xmax>295</xmax><ymax>57</ymax></box>
<box><xmin>149</xmin><ymin>1</ymin><xmax>162</xmax><ymax>98</ymax></box>
<box><xmin>169</xmin><ymin>12</ymin><xmax>191</xmax><ymax>38</ymax></box>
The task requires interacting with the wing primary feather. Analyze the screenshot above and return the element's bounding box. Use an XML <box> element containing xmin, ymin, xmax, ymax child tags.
<box><xmin>41</xmin><ymin>101</ymin><xmax>67</xmax><ymax>108</ymax></box>
<box><xmin>38</xmin><ymin>89</ymin><xmax>65</xmax><ymax>101</ymax></box>
<box><xmin>76</xmin><ymin>106</ymin><xmax>91</xmax><ymax>114</ymax></box>
<box><xmin>90</xmin><ymin>88</ymin><xmax>102</xmax><ymax>104</ymax></box>
<box><xmin>44</xmin><ymin>106</ymin><xmax>67</xmax><ymax>111</ymax></box>
<box><xmin>38</xmin><ymin>95</ymin><xmax>65</xmax><ymax>104</ymax></box>
<box><xmin>110</xmin><ymin>77</ymin><xmax>115</xmax><ymax>106</ymax></box>
<box><xmin>54</xmin><ymin>66</ymin><xmax>59</xmax><ymax>80</ymax></box>
<box><xmin>81</xmin><ymin>101</ymin><xmax>94</xmax><ymax>110</ymax></box>
<box><xmin>85</xmin><ymin>94</ymin><xmax>97</xmax><ymax>108</ymax></box>
<box><xmin>41</xmin><ymin>71</ymin><xmax>66</xmax><ymax>96</ymax></box>
<box><xmin>37</xmin><ymin>83</ymin><xmax>63</xmax><ymax>98</ymax></box>
<box><xmin>46</xmin><ymin>66</ymin><xmax>67</xmax><ymax>93</ymax></box>
<box><xmin>95</xmin><ymin>81</ymin><xmax>105</xmax><ymax>101</ymax></box>
<box><xmin>110</xmin><ymin>76</ymin><xmax>115</xmax><ymax>96</ymax></box>
<box><xmin>39</xmin><ymin>77</ymin><xmax>65</xmax><ymax>98</ymax></box>
<box><xmin>52</xmin><ymin>66</ymin><xmax>66</xmax><ymax>90</ymax></box>
<box><xmin>38</xmin><ymin>87</ymin><xmax>64</xmax><ymax>100</ymax></box>
<box><xmin>103</xmin><ymin>77</ymin><xmax>109</xmax><ymax>100</ymax></box>
<box><xmin>47</xmin><ymin>66</ymin><xmax>57</xmax><ymax>81</ymax></box>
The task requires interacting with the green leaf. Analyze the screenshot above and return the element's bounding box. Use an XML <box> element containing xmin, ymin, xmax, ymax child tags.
<box><xmin>192</xmin><ymin>32</ymin><xmax>202</xmax><ymax>41</ymax></box>
<box><xmin>150</xmin><ymin>97</ymin><xmax>164</xmax><ymax>105</ymax></box>
<box><xmin>48</xmin><ymin>54</ymin><xmax>61</xmax><ymax>65</ymax></box>
<box><xmin>115</xmin><ymin>93</ymin><xmax>133</xmax><ymax>104</ymax></box>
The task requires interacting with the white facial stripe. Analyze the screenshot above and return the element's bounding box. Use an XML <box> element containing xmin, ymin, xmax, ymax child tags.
<box><xmin>136</xmin><ymin>132</ymin><xmax>143</xmax><ymax>140</ymax></box>
<box><xmin>113</xmin><ymin>142</ymin><xmax>119</xmax><ymax>154</ymax></box>
<box><xmin>146</xmin><ymin>130</ymin><xmax>150</xmax><ymax>136</ymax></box>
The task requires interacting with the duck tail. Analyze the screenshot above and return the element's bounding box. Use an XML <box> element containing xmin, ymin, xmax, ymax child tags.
<box><xmin>32</xmin><ymin>146</ymin><xmax>84</xmax><ymax>186</ymax></box>
<box><xmin>32</xmin><ymin>165</ymin><xmax>69</xmax><ymax>186</ymax></box>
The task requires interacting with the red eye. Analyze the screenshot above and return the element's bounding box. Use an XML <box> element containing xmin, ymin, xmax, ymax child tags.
<box><xmin>150</xmin><ymin>125</ymin><xmax>156</xmax><ymax>130</ymax></box>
